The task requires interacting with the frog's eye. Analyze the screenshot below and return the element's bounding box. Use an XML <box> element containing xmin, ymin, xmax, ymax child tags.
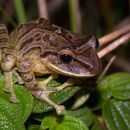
<box><xmin>60</xmin><ymin>54</ymin><xmax>72</xmax><ymax>63</ymax></box>
<box><xmin>59</xmin><ymin>50</ymin><xmax>73</xmax><ymax>63</ymax></box>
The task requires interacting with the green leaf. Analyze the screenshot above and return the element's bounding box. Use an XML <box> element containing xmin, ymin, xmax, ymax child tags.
<box><xmin>32</xmin><ymin>78</ymin><xmax>80</xmax><ymax>113</ymax></box>
<box><xmin>110</xmin><ymin>73</ymin><xmax>130</xmax><ymax>99</ymax></box>
<box><xmin>0</xmin><ymin>72</ymin><xmax>33</xmax><ymax>129</ymax></box>
<box><xmin>66</xmin><ymin>107</ymin><xmax>93</xmax><ymax>127</ymax></box>
<box><xmin>65</xmin><ymin>107</ymin><xmax>102</xmax><ymax>130</ymax></box>
<box><xmin>27</xmin><ymin>125</ymin><xmax>40</xmax><ymax>130</ymax></box>
<box><xmin>98</xmin><ymin>72</ymin><xmax>130</xmax><ymax>100</ymax></box>
<box><xmin>103</xmin><ymin>99</ymin><xmax>130</xmax><ymax>130</ymax></box>
<box><xmin>0</xmin><ymin>98</ymin><xmax>25</xmax><ymax>130</ymax></box>
<box><xmin>0</xmin><ymin>84</ymin><xmax>33</xmax><ymax>123</ymax></box>
<box><xmin>13</xmin><ymin>85</ymin><xmax>33</xmax><ymax>122</ymax></box>
<box><xmin>41</xmin><ymin>113</ymin><xmax>89</xmax><ymax>130</ymax></box>
<box><xmin>90</xmin><ymin>116</ymin><xmax>102</xmax><ymax>130</ymax></box>
<box><xmin>97</xmin><ymin>78</ymin><xmax>112</xmax><ymax>100</ymax></box>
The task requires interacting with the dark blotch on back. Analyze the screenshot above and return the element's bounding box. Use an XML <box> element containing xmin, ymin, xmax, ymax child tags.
<box><xmin>33</xmin><ymin>33</ymin><xmax>41</xmax><ymax>41</ymax></box>
<box><xmin>20</xmin><ymin>38</ymin><xmax>33</xmax><ymax>50</ymax></box>
<box><xmin>42</xmin><ymin>34</ymin><xmax>49</xmax><ymax>42</ymax></box>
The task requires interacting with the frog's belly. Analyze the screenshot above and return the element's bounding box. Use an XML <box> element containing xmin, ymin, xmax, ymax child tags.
<box><xmin>29</xmin><ymin>57</ymin><xmax>51</xmax><ymax>76</ymax></box>
<box><xmin>32</xmin><ymin>63</ymin><xmax>51</xmax><ymax>76</ymax></box>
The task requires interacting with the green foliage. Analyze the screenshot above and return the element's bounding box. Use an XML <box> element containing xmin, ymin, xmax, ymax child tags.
<box><xmin>103</xmin><ymin>100</ymin><xmax>130</xmax><ymax>130</ymax></box>
<box><xmin>40</xmin><ymin>108</ymin><xmax>102</xmax><ymax>130</ymax></box>
<box><xmin>1</xmin><ymin>68</ymin><xmax>130</xmax><ymax>130</ymax></box>
<box><xmin>98</xmin><ymin>72</ymin><xmax>130</xmax><ymax>100</ymax></box>
<box><xmin>0</xmin><ymin>72</ymin><xmax>85</xmax><ymax>129</ymax></box>
<box><xmin>66</xmin><ymin>108</ymin><xmax>102</xmax><ymax>130</ymax></box>
<box><xmin>27</xmin><ymin>125</ymin><xmax>40</xmax><ymax>130</ymax></box>
<box><xmin>0</xmin><ymin>72</ymin><xmax>33</xmax><ymax>130</ymax></box>
<box><xmin>41</xmin><ymin>113</ymin><xmax>89</xmax><ymax>130</ymax></box>
<box><xmin>98</xmin><ymin>72</ymin><xmax>130</xmax><ymax>130</ymax></box>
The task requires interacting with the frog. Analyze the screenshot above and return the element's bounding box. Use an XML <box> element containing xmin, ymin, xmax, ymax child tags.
<box><xmin>0</xmin><ymin>18</ymin><xmax>100</xmax><ymax>114</ymax></box>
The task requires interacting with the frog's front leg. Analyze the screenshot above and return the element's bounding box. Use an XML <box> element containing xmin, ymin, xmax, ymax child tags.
<box><xmin>37</xmin><ymin>74</ymin><xmax>58</xmax><ymax>90</ymax></box>
<box><xmin>55</xmin><ymin>78</ymin><xmax>74</xmax><ymax>91</ymax></box>
<box><xmin>38</xmin><ymin>77</ymin><xmax>74</xmax><ymax>92</ymax></box>
<box><xmin>17</xmin><ymin>58</ymin><xmax>65</xmax><ymax>114</ymax></box>
<box><xmin>1</xmin><ymin>54</ymin><xmax>18</xmax><ymax>102</ymax></box>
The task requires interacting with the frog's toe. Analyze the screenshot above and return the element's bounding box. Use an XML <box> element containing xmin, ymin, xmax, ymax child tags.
<box><xmin>55</xmin><ymin>105</ymin><xmax>65</xmax><ymax>115</ymax></box>
<box><xmin>4</xmin><ymin>86</ymin><xmax>11</xmax><ymax>93</ymax></box>
<box><xmin>9</xmin><ymin>94</ymin><xmax>19</xmax><ymax>103</ymax></box>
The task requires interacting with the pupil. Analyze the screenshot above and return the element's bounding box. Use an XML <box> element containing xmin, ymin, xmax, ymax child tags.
<box><xmin>60</xmin><ymin>54</ymin><xmax>72</xmax><ymax>63</ymax></box>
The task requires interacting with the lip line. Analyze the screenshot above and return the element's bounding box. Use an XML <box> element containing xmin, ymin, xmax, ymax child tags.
<box><xmin>42</xmin><ymin>59</ymin><xmax>96</xmax><ymax>78</ymax></box>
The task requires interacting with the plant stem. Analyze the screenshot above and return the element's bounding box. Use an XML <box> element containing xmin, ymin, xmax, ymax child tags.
<box><xmin>98</xmin><ymin>32</ymin><xmax>130</xmax><ymax>58</ymax></box>
<box><xmin>0</xmin><ymin>6</ymin><xmax>17</xmax><ymax>27</ymax></box>
<box><xmin>68</xmin><ymin>0</ymin><xmax>81</xmax><ymax>32</ymax></box>
<box><xmin>37</xmin><ymin>0</ymin><xmax>48</xmax><ymax>19</ymax></box>
<box><xmin>13</xmin><ymin>0</ymin><xmax>26</xmax><ymax>23</ymax></box>
<box><xmin>99</xmin><ymin>23</ymin><xmax>130</xmax><ymax>46</ymax></box>
<box><xmin>97</xmin><ymin>55</ymin><xmax>116</xmax><ymax>82</ymax></box>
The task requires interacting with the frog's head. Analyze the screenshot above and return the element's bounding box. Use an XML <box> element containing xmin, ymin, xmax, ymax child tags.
<box><xmin>41</xmin><ymin>33</ymin><xmax>100</xmax><ymax>78</ymax></box>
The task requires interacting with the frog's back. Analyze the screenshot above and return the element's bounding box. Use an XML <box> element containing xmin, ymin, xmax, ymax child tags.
<box><xmin>9</xmin><ymin>18</ymin><xmax>61</xmax><ymax>57</ymax></box>
<box><xmin>9</xmin><ymin>18</ymin><xmax>92</xmax><ymax>58</ymax></box>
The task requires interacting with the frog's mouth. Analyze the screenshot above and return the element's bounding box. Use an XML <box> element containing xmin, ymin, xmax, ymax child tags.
<box><xmin>42</xmin><ymin>59</ymin><xmax>98</xmax><ymax>78</ymax></box>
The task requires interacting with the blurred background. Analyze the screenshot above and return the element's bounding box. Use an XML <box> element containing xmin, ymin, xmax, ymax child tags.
<box><xmin>0</xmin><ymin>0</ymin><xmax>130</xmax><ymax>73</ymax></box>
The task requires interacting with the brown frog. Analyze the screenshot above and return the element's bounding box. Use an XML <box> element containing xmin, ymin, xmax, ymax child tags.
<box><xmin>0</xmin><ymin>18</ymin><xmax>100</xmax><ymax>114</ymax></box>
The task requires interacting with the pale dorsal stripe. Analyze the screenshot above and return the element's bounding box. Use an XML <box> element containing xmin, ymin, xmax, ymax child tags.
<box><xmin>0</xmin><ymin>24</ymin><xmax>9</xmax><ymax>45</ymax></box>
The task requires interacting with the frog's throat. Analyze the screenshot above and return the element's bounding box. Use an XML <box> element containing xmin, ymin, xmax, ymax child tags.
<box><xmin>42</xmin><ymin>59</ymin><xmax>96</xmax><ymax>78</ymax></box>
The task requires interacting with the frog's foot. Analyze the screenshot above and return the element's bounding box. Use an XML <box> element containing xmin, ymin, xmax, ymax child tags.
<box><xmin>9</xmin><ymin>92</ymin><xmax>19</xmax><ymax>103</ymax></box>
<box><xmin>33</xmin><ymin>90</ymin><xmax>65</xmax><ymax>114</ymax></box>
<box><xmin>4</xmin><ymin>71</ymin><xmax>19</xmax><ymax>103</ymax></box>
